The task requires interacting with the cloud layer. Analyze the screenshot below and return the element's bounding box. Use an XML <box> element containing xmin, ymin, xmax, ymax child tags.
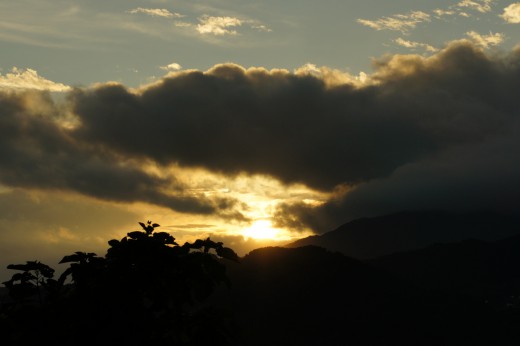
<box><xmin>2</xmin><ymin>41</ymin><xmax>520</xmax><ymax>232</ymax></box>
<box><xmin>0</xmin><ymin>90</ymin><xmax>242</xmax><ymax>218</ymax></box>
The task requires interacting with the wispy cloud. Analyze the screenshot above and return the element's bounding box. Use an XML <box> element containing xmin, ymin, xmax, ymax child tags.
<box><xmin>172</xmin><ymin>16</ymin><xmax>270</xmax><ymax>35</ymax></box>
<box><xmin>196</xmin><ymin>16</ymin><xmax>242</xmax><ymax>35</ymax></box>
<box><xmin>501</xmin><ymin>3</ymin><xmax>520</xmax><ymax>23</ymax></box>
<box><xmin>174</xmin><ymin>21</ymin><xmax>192</xmax><ymax>27</ymax></box>
<box><xmin>457</xmin><ymin>0</ymin><xmax>494</xmax><ymax>13</ymax></box>
<box><xmin>466</xmin><ymin>31</ymin><xmax>504</xmax><ymax>48</ymax></box>
<box><xmin>0</xmin><ymin>67</ymin><xmax>70</xmax><ymax>92</ymax></box>
<box><xmin>127</xmin><ymin>8</ymin><xmax>184</xmax><ymax>18</ymax></box>
<box><xmin>251</xmin><ymin>24</ymin><xmax>272</xmax><ymax>33</ymax></box>
<box><xmin>357</xmin><ymin>11</ymin><xmax>430</xmax><ymax>33</ymax></box>
<box><xmin>394</xmin><ymin>38</ymin><xmax>438</xmax><ymax>52</ymax></box>
<box><xmin>433</xmin><ymin>9</ymin><xmax>456</xmax><ymax>17</ymax></box>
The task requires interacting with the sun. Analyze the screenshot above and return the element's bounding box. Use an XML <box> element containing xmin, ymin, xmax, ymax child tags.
<box><xmin>243</xmin><ymin>220</ymin><xmax>280</xmax><ymax>240</ymax></box>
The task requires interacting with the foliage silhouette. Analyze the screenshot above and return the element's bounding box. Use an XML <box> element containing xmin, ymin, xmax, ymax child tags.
<box><xmin>0</xmin><ymin>221</ymin><xmax>239</xmax><ymax>346</ymax></box>
<box><xmin>2</xmin><ymin>261</ymin><xmax>57</xmax><ymax>305</ymax></box>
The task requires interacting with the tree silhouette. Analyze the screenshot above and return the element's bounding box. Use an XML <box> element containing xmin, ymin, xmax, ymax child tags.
<box><xmin>1</xmin><ymin>221</ymin><xmax>239</xmax><ymax>345</ymax></box>
<box><xmin>2</xmin><ymin>261</ymin><xmax>57</xmax><ymax>305</ymax></box>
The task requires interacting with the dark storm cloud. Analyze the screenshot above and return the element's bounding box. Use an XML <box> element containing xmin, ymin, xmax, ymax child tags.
<box><xmin>271</xmin><ymin>42</ymin><xmax>520</xmax><ymax>231</ymax></box>
<box><xmin>71</xmin><ymin>42</ymin><xmax>519</xmax><ymax>195</ymax></box>
<box><xmin>71</xmin><ymin>65</ymin><xmax>434</xmax><ymax>190</ymax></box>
<box><xmin>274</xmin><ymin>127</ymin><xmax>520</xmax><ymax>232</ymax></box>
<box><xmin>0</xmin><ymin>91</ymin><xmax>240</xmax><ymax>216</ymax></box>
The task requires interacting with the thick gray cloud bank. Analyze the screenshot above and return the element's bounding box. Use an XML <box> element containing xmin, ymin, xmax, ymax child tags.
<box><xmin>273</xmin><ymin>43</ymin><xmax>520</xmax><ymax>231</ymax></box>
<box><xmin>0</xmin><ymin>91</ymin><xmax>238</xmax><ymax>217</ymax></box>
<box><xmin>1</xmin><ymin>41</ymin><xmax>520</xmax><ymax>230</ymax></box>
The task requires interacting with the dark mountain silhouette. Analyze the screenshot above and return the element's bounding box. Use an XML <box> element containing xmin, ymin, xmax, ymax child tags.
<box><xmin>369</xmin><ymin>234</ymin><xmax>520</xmax><ymax>309</ymax></box>
<box><xmin>210</xmin><ymin>246</ymin><xmax>509</xmax><ymax>346</ymax></box>
<box><xmin>287</xmin><ymin>210</ymin><xmax>520</xmax><ymax>259</ymax></box>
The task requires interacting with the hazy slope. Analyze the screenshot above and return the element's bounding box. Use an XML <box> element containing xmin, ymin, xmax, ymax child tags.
<box><xmin>286</xmin><ymin>211</ymin><xmax>520</xmax><ymax>259</ymax></box>
<box><xmin>212</xmin><ymin>246</ymin><xmax>505</xmax><ymax>346</ymax></box>
<box><xmin>369</xmin><ymin>234</ymin><xmax>520</xmax><ymax>309</ymax></box>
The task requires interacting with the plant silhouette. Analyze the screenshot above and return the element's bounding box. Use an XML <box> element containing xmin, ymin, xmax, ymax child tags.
<box><xmin>1</xmin><ymin>221</ymin><xmax>239</xmax><ymax>345</ymax></box>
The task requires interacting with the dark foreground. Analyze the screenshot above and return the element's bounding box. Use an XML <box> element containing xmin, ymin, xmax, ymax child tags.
<box><xmin>214</xmin><ymin>243</ymin><xmax>520</xmax><ymax>346</ymax></box>
<box><xmin>2</xmin><ymin>226</ymin><xmax>520</xmax><ymax>345</ymax></box>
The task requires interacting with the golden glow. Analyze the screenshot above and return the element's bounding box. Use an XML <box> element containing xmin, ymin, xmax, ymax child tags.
<box><xmin>243</xmin><ymin>220</ymin><xmax>280</xmax><ymax>240</ymax></box>
<box><xmin>120</xmin><ymin>167</ymin><xmax>325</xmax><ymax>249</ymax></box>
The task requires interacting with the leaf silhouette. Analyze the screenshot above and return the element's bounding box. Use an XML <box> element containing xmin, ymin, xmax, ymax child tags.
<box><xmin>127</xmin><ymin>231</ymin><xmax>147</xmax><ymax>240</ymax></box>
<box><xmin>216</xmin><ymin>247</ymin><xmax>240</xmax><ymax>263</ymax></box>
<box><xmin>153</xmin><ymin>232</ymin><xmax>177</xmax><ymax>244</ymax></box>
<box><xmin>59</xmin><ymin>254</ymin><xmax>83</xmax><ymax>264</ymax></box>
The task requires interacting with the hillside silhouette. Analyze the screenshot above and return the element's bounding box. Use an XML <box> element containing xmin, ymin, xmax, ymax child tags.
<box><xmin>209</xmin><ymin>245</ymin><xmax>515</xmax><ymax>346</ymax></box>
<box><xmin>2</xmin><ymin>217</ymin><xmax>520</xmax><ymax>345</ymax></box>
<box><xmin>369</xmin><ymin>234</ymin><xmax>520</xmax><ymax>310</ymax></box>
<box><xmin>287</xmin><ymin>210</ymin><xmax>520</xmax><ymax>259</ymax></box>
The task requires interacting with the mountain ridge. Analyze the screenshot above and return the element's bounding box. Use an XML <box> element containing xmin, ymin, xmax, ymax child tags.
<box><xmin>286</xmin><ymin>210</ymin><xmax>520</xmax><ymax>259</ymax></box>
<box><xmin>210</xmin><ymin>244</ymin><xmax>511</xmax><ymax>345</ymax></box>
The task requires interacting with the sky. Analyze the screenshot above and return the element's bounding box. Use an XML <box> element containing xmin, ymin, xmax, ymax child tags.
<box><xmin>1</xmin><ymin>0</ymin><xmax>520</xmax><ymax>281</ymax></box>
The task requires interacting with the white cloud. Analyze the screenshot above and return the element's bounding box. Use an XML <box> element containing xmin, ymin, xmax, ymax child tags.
<box><xmin>357</xmin><ymin>11</ymin><xmax>430</xmax><ymax>33</ymax></box>
<box><xmin>160</xmin><ymin>62</ymin><xmax>182</xmax><ymax>71</ymax></box>
<box><xmin>0</xmin><ymin>67</ymin><xmax>71</xmax><ymax>91</ymax></box>
<box><xmin>196</xmin><ymin>16</ymin><xmax>242</xmax><ymax>35</ymax></box>
<box><xmin>294</xmin><ymin>63</ymin><xmax>367</xmax><ymax>87</ymax></box>
<box><xmin>501</xmin><ymin>3</ymin><xmax>520</xmax><ymax>23</ymax></box>
<box><xmin>127</xmin><ymin>8</ymin><xmax>184</xmax><ymax>18</ymax></box>
<box><xmin>466</xmin><ymin>31</ymin><xmax>505</xmax><ymax>48</ymax></box>
<box><xmin>457</xmin><ymin>0</ymin><xmax>494</xmax><ymax>13</ymax></box>
<box><xmin>395</xmin><ymin>38</ymin><xmax>438</xmax><ymax>52</ymax></box>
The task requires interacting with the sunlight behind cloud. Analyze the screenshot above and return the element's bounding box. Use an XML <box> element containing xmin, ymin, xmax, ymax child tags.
<box><xmin>243</xmin><ymin>220</ymin><xmax>280</xmax><ymax>240</ymax></box>
<box><xmin>120</xmin><ymin>162</ymin><xmax>325</xmax><ymax>247</ymax></box>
